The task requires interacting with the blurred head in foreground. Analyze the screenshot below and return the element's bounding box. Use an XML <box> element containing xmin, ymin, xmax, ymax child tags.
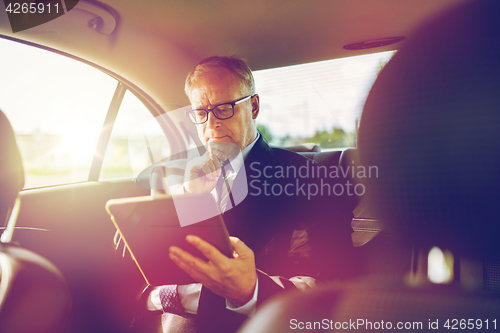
<box><xmin>358</xmin><ymin>0</ymin><xmax>500</xmax><ymax>259</ymax></box>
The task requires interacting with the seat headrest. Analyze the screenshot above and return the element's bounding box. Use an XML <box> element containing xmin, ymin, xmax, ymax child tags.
<box><xmin>0</xmin><ymin>110</ymin><xmax>24</xmax><ymax>223</ymax></box>
<box><xmin>357</xmin><ymin>0</ymin><xmax>500</xmax><ymax>256</ymax></box>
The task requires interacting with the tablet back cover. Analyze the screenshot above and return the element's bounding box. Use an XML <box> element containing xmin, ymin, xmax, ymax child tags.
<box><xmin>106</xmin><ymin>193</ymin><xmax>232</xmax><ymax>286</ymax></box>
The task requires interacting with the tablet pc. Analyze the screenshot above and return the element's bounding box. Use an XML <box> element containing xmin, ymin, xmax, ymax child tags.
<box><xmin>105</xmin><ymin>193</ymin><xmax>233</xmax><ymax>286</ymax></box>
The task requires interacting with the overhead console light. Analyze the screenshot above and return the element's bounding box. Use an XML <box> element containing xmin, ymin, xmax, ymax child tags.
<box><xmin>343</xmin><ymin>36</ymin><xmax>405</xmax><ymax>50</ymax></box>
<box><xmin>71</xmin><ymin>0</ymin><xmax>116</xmax><ymax>35</ymax></box>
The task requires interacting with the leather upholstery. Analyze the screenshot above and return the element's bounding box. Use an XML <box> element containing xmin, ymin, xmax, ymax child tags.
<box><xmin>357</xmin><ymin>0</ymin><xmax>500</xmax><ymax>258</ymax></box>
<box><xmin>0</xmin><ymin>111</ymin><xmax>24</xmax><ymax>224</ymax></box>
<box><xmin>0</xmin><ymin>110</ymin><xmax>71</xmax><ymax>333</ymax></box>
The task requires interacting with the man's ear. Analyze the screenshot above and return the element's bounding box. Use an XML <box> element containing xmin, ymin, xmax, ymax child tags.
<box><xmin>251</xmin><ymin>94</ymin><xmax>260</xmax><ymax>119</ymax></box>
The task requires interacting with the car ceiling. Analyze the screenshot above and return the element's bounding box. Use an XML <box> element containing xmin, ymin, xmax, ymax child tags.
<box><xmin>0</xmin><ymin>0</ymin><xmax>470</xmax><ymax>110</ymax></box>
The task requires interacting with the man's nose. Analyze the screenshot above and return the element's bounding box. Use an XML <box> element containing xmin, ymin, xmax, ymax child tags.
<box><xmin>206</xmin><ymin>111</ymin><xmax>220</xmax><ymax>128</ymax></box>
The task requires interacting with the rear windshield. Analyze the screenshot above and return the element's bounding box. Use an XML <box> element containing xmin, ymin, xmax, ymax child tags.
<box><xmin>253</xmin><ymin>51</ymin><xmax>394</xmax><ymax>150</ymax></box>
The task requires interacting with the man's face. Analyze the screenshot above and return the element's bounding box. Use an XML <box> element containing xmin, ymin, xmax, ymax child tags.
<box><xmin>188</xmin><ymin>68</ymin><xmax>259</xmax><ymax>157</ymax></box>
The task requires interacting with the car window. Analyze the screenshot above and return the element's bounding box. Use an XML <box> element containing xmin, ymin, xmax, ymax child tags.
<box><xmin>253</xmin><ymin>51</ymin><xmax>394</xmax><ymax>149</ymax></box>
<box><xmin>0</xmin><ymin>37</ymin><xmax>118</xmax><ymax>188</ymax></box>
<box><xmin>100</xmin><ymin>90</ymin><xmax>171</xmax><ymax>180</ymax></box>
<box><xmin>0</xmin><ymin>37</ymin><xmax>171</xmax><ymax>188</ymax></box>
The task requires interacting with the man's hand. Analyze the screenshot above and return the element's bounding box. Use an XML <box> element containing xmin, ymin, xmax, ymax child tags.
<box><xmin>169</xmin><ymin>235</ymin><xmax>258</xmax><ymax>306</ymax></box>
<box><xmin>183</xmin><ymin>153</ymin><xmax>221</xmax><ymax>193</ymax></box>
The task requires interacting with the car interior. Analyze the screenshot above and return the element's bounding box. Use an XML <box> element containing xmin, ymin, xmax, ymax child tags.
<box><xmin>239</xmin><ymin>1</ymin><xmax>500</xmax><ymax>331</ymax></box>
<box><xmin>0</xmin><ymin>110</ymin><xmax>71</xmax><ymax>333</ymax></box>
<box><xmin>0</xmin><ymin>0</ymin><xmax>498</xmax><ymax>332</ymax></box>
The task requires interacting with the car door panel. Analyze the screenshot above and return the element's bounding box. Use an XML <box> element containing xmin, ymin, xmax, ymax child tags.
<box><xmin>13</xmin><ymin>180</ymin><xmax>150</xmax><ymax>332</ymax></box>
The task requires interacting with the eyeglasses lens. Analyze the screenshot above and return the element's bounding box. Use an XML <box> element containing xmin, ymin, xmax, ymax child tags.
<box><xmin>213</xmin><ymin>104</ymin><xmax>233</xmax><ymax>119</ymax></box>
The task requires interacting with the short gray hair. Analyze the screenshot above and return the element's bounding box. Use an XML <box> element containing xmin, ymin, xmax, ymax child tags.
<box><xmin>185</xmin><ymin>56</ymin><xmax>256</xmax><ymax>97</ymax></box>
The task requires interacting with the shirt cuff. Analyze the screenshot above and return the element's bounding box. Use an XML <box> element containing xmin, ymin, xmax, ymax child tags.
<box><xmin>147</xmin><ymin>286</ymin><xmax>163</xmax><ymax>311</ymax></box>
<box><xmin>225</xmin><ymin>278</ymin><xmax>259</xmax><ymax>317</ymax></box>
<box><xmin>147</xmin><ymin>283</ymin><xmax>202</xmax><ymax>314</ymax></box>
<box><xmin>178</xmin><ymin>283</ymin><xmax>202</xmax><ymax>314</ymax></box>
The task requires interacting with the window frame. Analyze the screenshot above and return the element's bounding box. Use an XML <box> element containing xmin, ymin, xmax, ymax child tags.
<box><xmin>0</xmin><ymin>35</ymin><xmax>184</xmax><ymax>187</ymax></box>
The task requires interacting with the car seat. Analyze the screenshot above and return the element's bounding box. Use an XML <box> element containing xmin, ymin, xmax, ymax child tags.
<box><xmin>238</xmin><ymin>1</ymin><xmax>500</xmax><ymax>331</ymax></box>
<box><xmin>0</xmin><ymin>110</ymin><xmax>71</xmax><ymax>333</ymax></box>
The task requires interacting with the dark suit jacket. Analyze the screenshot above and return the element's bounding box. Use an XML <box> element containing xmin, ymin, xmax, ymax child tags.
<box><xmin>194</xmin><ymin>135</ymin><xmax>356</xmax><ymax>333</ymax></box>
<box><xmin>125</xmin><ymin>135</ymin><xmax>356</xmax><ymax>333</ymax></box>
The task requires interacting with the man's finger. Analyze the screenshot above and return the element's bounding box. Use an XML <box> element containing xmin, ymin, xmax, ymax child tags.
<box><xmin>206</xmin><ymin>153</ymin><xmax>222</xmax><ymax>180</ymax></box>
<box><xmin>169</xmin><ymin>252</ymin><xmax>208</xmax><ymax>282</ymax></box>
<box><xmin>201</xmin><ymin>163</ymin><xmax>215</xmax><ymax>180</ymax></box>
<box><xmin>169</xmin><ymin>245</ymin><xmax>212</xmax><ymax>272</ymax></box>
<box><xmin>229</xmin><ymin>236</ymin><xmax>253</xmax><ymax>259</ymax></box>
<box><xmin>186</xmin><ymin>235</ymin><xmax>229</xmax><ymax>266</ymax></box>
<box><xmin>212</xmin><ymin>155</ymin><xmax>222</xmax><ymax>175</ymax></box>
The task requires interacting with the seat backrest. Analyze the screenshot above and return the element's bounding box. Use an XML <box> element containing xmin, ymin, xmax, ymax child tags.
<box><xmin>283</xmin><ymin>142</ymin><xmax>321</xmax><ymax>153</ymax></box>
<box><xmin>238</xmin><ymin>2</ymin><xmax>500</xmax><ymax>332</ymax></box>
<box><xmin>0</xmin><ymin>111</ymin><xmax>24</xmax><ymax>226</ymax></box>
<box><xmin>0</xmin><ymin>110</ymin><xmax>71</xmax><ymax>333</ymax></box>
<box><xmin>298</xmin><ymin>150</ymin><xmax>343</xmax><ymax>168</ymax></box>
<box><xmin>357</xmin><ymin>0</ymin><xmax>500</xmax><ymax>259</ymax></box>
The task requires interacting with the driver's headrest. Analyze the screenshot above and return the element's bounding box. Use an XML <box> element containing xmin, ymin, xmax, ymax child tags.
<box><xmin>357</xmin><ymin>0</ymin><xmax>500</xmax><ymax>257</ymax></box>
<box><xmin>0</xmin><ymin>110</ymin><xmax>24</xmax><ymax>222</ymax></box>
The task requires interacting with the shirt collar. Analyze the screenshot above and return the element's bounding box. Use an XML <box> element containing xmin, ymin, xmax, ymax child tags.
<box><xmin>242</xmin><ymin>132</ymin><xmax>260</xmax><ymax>160</ymax></box>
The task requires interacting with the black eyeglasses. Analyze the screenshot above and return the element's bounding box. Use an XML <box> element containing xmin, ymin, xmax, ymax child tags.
<box><xmin>186</xmin><ymin>95</ymin><xmax>254</xmax><ymax>124</ymax></box>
